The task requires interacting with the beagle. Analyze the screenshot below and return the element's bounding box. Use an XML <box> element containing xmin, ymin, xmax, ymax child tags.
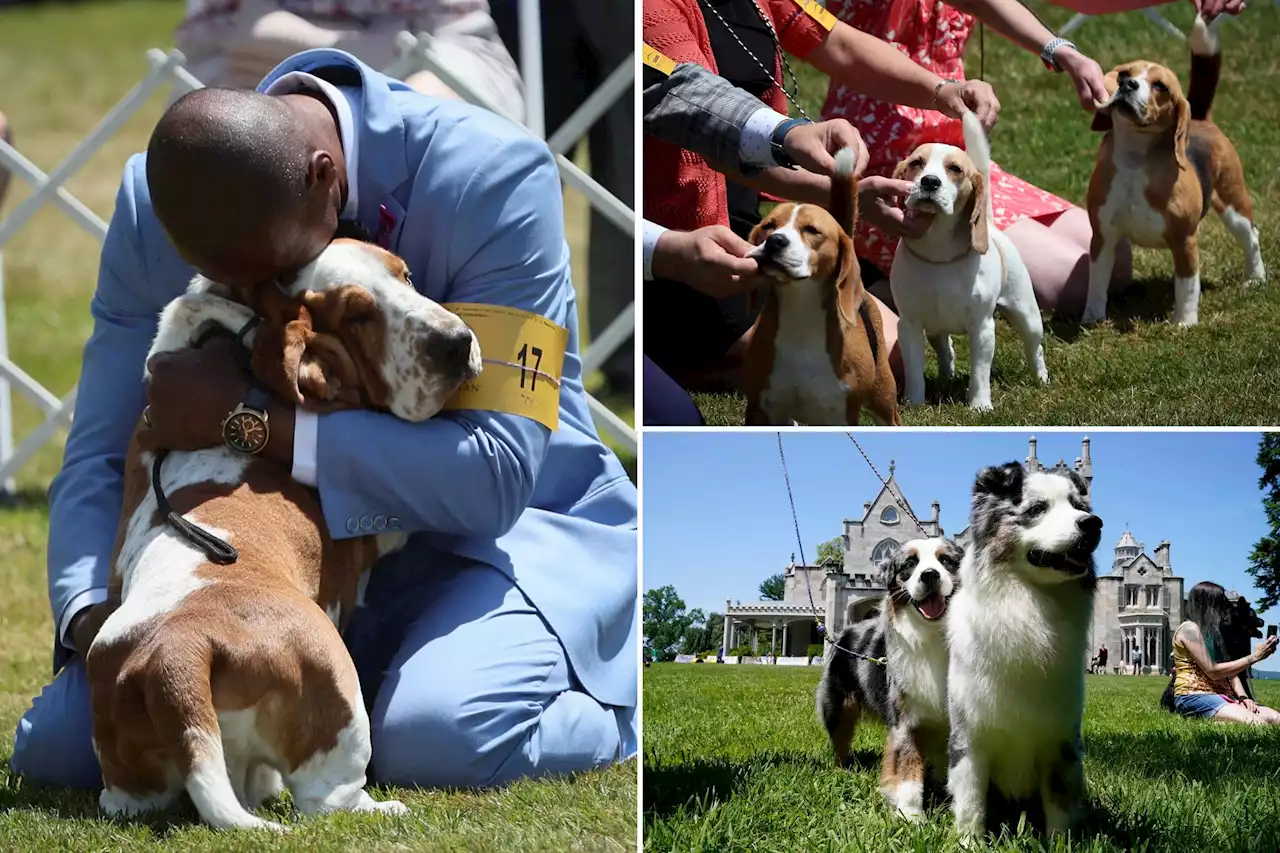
<box><xmin>890</xmin><ymin>111</ymin><xmax>1048</xmax><ymax>412</ymax></box>
<box><xmin>1084</xmin><ymin>14</ymin><xmax>1265</xmax><ymax>326</ymax></box>
<box><xmin>86</xmin><ymin>240</ymin><xmax>481</xmax><ymax>831</ymax></box>
<box><xmin>741</xmin><ymin>148</ymin><xmax>900</xmax><ymax>426</ymax></box>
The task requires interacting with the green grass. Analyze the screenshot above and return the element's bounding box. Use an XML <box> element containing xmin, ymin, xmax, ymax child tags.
<box><xmin>0</xmin><ymin>1</ymin><xmax>635</xmax><ymax>849</ymax></box>
<box><xmin>693</xmin><ymin>2</ymin><xmax>1280</xmax><ymax>426</ymax></box>
<box><xmin>643</xmin><ymin>663</ymin><xmax>1280</xmax><ymax>852</ymax></box>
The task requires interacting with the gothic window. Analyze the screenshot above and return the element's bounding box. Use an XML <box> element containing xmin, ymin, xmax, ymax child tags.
<box><xmin>881</xmin><ymin>506</ymin><xmax>900</xmax><ymax>524</ymax></box>
<box><xmin>1125</xmin><ymin>585</ymin><xmax>1139</xmax><ymax>607</ymax></box>
<box><xmin>872</xmin><ymin>539</ymin><xmax>901</xmax><ymax>565</ymax></box>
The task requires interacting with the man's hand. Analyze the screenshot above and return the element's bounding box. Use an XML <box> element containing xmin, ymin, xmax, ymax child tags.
<box><xmin>1194</xmin><ymin>0</ymin><xmax>1246</xmax><ymax>21</ymax></box>
<box><xmin>141</xmin><ymin>336</ymin><xmax>249</xmax><ymax>452</ymax></box>
<box><xmin>652</xmin><ymin>226</ymin><xmax>760</xmax><ymax>299</ymax></box>
<box><xmin>781</xmin><ymin>119</ymin><xmax>869</xmax><ymax>177</ymax></box>
<box><xmin>1053</xmin><ymin>46</ymin><xmax>1110</xmax><ymax>112</ymax></box>
<box><xmin>857</xmin><ymin>176</ymin><xmax>923</xmax><ymax>239</ymax></box>
<box><xmin>934</xmin><ymin>80</ymin><xmax>1001</xmax><ymax>132</ymax></box>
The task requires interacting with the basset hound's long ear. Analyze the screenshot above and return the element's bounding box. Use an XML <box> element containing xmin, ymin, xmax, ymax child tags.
<box><xmin>968</xmin><ymin>172</ymin><xmax>990</xmax><ymax>255</ymax></box>
<box><xmin>1090</xmin><ymin>70</ymin><xmax>1121</xmax><ymax>133</ymax></box>
<box><xmin>250</xmin><ymin>299</ymin><xmax>314</xmax><ymax>407</ymax></box>
<box><xmin>294</xmin><ymin>331</ymin><xmax>363</xmax><ymax>411</ymax></box>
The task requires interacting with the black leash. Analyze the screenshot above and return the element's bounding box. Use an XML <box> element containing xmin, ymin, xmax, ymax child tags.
<box><xmin>148</xmin><ymin>314</ymin><xmax>263</xmax><ymax>566</ymax></box>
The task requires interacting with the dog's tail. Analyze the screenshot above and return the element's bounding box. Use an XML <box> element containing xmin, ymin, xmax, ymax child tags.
<box><xmin>1188</xmin><ymin>14</ymin><xmax>1222</xmax><ymax>122</ymax></box>
<box><xmin>960</xmin><ymin>110</ymin><xmax>995</xmax><ymax>226</ymax></box>
<box><xmin>831</xmin><ymin>147</ymin><xmax>859</xmax><ymax>235</ymax></box>
<box><xmin>146</xmin><ymin>641</ymin><xmax>290</xmax><ymax>832</ymax></box>
<box><xmin>1158</xmin><ymin>675</ymin><xmax>1178</xmax><ymax>714</ymax></box>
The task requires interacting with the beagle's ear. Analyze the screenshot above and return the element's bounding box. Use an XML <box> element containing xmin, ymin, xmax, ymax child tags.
<box><xmin>1172</xmin><ymin>94</ymin><xmax>1191</xmax><ymax>170</ymax></box>
<box><xmin>836</xmin><ymin>231</ymin><xmax>858</xmax><ymax>290</ymax></box>
<box><xmin>891</xmin><ymin>157</ymin><xmax>911</xmax><ymax>182</ymax></box>
<box><xmin>1090</xmin><ymin>70</ymin><xmax>1120</xmax><ymax>132</ymax></box>
<box><xmin>968</xmin><ymin>172</ymin><xmax>990</xmax><ymax>255</ymax></box>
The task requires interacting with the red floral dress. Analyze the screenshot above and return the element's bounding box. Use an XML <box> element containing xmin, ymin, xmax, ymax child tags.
<box><xmin>820</xmin><ymin>0</ymin><xmax>1073</xmax><ymax>273</ymax></box>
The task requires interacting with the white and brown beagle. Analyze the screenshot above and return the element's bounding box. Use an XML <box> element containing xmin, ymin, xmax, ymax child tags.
<box><xmin>742</xmin><ymin>148</ymin><xmax>900</xmax><ymax>426</ymax></box>
<box><xmin>86</xmin><ymin>239</ymin><xmax>481</xmax><ymax>832</ymax></box>
<box><xmin>890</xmin><ymin>111</ymin><xmax>1048</xmax><ymax>412</ymax></box>
<box><xmin>1085</xmin><ymin>14</ymin><xmax>1265</xmax><ymax>327</ymax></box>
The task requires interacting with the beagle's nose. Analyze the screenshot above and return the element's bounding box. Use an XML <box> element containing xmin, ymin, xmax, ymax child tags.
<box><xmin>764</xmin><ymin>233</ymin><xmax>789</xmax><ymax>254</ymax></box>
<box><xmin>1121</xmin><ymin>77</ymin><xmax>1139</xmax><ymax>92</ymax></box>
<box><xmin>920</xmin><ymin>175</ymin><xmax>942</xmax><ymax>192</ymax></box>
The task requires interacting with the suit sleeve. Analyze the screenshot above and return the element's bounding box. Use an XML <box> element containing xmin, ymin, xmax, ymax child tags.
<box><xmin>47</xmin><ymin>156</ymin><xmax>158</xmax><ymax>657</ymax></box>
<box><xmin>311</xmin><ymin>133</ymin><xmax>566</xmax><ymax>540</ymax></box>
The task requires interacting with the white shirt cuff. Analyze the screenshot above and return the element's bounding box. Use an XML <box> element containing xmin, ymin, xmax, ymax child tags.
<box><xmin>292</xmin><ymin>407</ymin><xmax>319</xmax><ymax>487</ymax></box>
<box><xmin>60</xmin><ymin>588</ymin><xmax>108</xmax><ymax>652</ymax></box>
<box><xmin>643</xmin><ymin>219</ymin><xmax>669</xmax><ymax>282</ymax></box>
<box><xmin>739</xmin><ymin>106</ymin><xmax>791</xmax><ymax>169</ymax></box>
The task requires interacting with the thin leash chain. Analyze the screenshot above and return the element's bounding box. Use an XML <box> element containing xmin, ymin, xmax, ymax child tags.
<box><xmin>698</xmin><ymin>0</ymin><xmax>810</xmax><ymax>120</ymax></box>
<box><xmin>844</xmin><ymin>433</ymin><xmax>932</xmax><ymax>539</ymax></box>
<box><xmin>776</xmin><ymin>433</ymin><xmax>885</xmax><ymax>666</ymax></box>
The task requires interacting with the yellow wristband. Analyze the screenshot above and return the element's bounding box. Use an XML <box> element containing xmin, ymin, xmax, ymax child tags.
<box><xmin>441</xmin><ymin>303</ymin><xmax>568</xmax><ymax>431</ymax></box>
<box><xmin>795</xmin><ymin>0</ymin><xmax>837</xmax><ymax>31</ymax></box>
<box><xmin>642</xmin><ymin>42</ymin><xmax>677</xmax><ymax>76</ymax></box>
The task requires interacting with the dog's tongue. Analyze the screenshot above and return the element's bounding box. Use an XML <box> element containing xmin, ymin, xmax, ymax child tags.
<box><xmin>901</xmin><ymin>208</ymin><xmax>935</xmax><ymax>239</ymax></box>
<box><xmin>918</xmin><ymin>593</ymin><xmax>947</xmax><ymax>620</ymax></box>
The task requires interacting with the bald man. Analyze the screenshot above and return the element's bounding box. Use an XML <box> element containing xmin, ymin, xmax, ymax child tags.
<box><xmin>11</xmin><ymin>49</ymin><xmax>637</xmax><ymax>791</ymax></box>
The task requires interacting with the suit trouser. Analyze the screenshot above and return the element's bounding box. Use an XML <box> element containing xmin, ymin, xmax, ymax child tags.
<box><xmin>11</xmin><ymin>542</ymin><xmax>636</xmax><ymax>790</ymax></box>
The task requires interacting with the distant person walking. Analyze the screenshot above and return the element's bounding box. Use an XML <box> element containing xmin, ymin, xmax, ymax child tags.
<box><xmin>1171</xmin><ymin>582</ymin><xmax>1280</xmax><ymax>724</ymax></box>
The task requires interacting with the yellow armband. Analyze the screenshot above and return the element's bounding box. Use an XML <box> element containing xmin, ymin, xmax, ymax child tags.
<box><xmin>794</xmin><ymin>0</ymin><xmax>837</xmax><ymax>30</ymax></box>
<box><xmin>441</xmin><ymin>303</ymin><xmax>568</xmax><ymax>431</ymax></box>
<box><xmin>642</xmin><ymin>42</ymin><xmax>677</xmax><ymax>76</ymax></box>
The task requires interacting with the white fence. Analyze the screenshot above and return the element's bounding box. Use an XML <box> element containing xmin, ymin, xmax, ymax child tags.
<box><xmin>0</xmin><ymin>21</ymin><xmax>635</xmax><ymax>493</ymax></box>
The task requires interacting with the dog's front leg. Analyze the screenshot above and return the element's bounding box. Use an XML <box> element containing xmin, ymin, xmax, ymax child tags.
<box><xmin>948</xmin><ymin>738</ymin><xmax>988</xmax><ymax>844</ymax></box>
<box><xmin>1040</xmin><ymin>740</ymin><xmax>1086</xmax><ymax>839</ymax></box>
<box><xmin>1169</xmin><ymin>233</ymin><xmax>1200</xmax><ymax>327</ymax></box>
<box><xmin>888</xmin><ymin>725</ymin><xmax>927</xmax><ymax>821</ymax></box>
<box><xmin>1082</xmin><ymin>231</ymin><xmax>1117</xmax><ymax>326</ymax></box>
<box><xmin>966</xmin><ymin>316</ymin><xmax>996</xmax><ymax>412</ymax></box>
<box><xmin>898</xmin><ymin>320</ymin><xmax>928</xmax><ymax>405</ymax></box>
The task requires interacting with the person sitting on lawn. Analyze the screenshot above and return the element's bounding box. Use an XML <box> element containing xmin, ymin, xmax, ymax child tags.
<box><xmin>10</xmin><ymin>48</ymin><xmax>637</xmax><ymax>790</ymax></box>
<box><xmin>1171</xmin><ymin>582</ymin><xmax>1280</xmax><ymax>725</ymax></box>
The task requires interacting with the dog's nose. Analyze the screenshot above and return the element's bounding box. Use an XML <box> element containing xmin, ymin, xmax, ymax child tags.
<box><xmin>1121</xmin><ymin>77</ymin><xmax>1139</xmax><ymax>92</ymax></box>
<box><xmin>764</xmin><ymin>232</ymin><xmax>788</xmax><ymax>254</ymax></box>
<box><xmin>920</xmin><ymin>175</ymin><xmax>942</xmax><ymax>192</ymax></box>
<box><xmin>919</xmin><ymin>568</ymin><xmax>940</xmax><ymax>585</ymax></box>
<box><xmin>423</xmin><ymin>326</ymin><xmax>476</xmax><ymax>369</ymax></box>
<box><xmin>1077</xmin><ymin>514</ymin><xmax>1103</xmax><ymax>535</ymax></box>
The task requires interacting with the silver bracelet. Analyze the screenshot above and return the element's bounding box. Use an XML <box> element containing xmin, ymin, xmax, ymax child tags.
<box><xmin>933</xmin><ymin>79</ymin><xmax>961</xmax><ymax>110</ymax></box>
<box><xmin>1041</xmin><ymin>37</ymin><xmax>1076</xmax><ymax>72</ymax></box>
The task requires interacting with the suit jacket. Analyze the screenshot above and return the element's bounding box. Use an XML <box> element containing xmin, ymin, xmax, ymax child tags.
<box><xmin>643</xmin><ymin>62</ymin><xmax>770</xmax><ymax>176</ymax></box>
<box><xmin>46</xmin><ymin>49</ymin><xmax>638</xmax><ymax>709</ymax></box>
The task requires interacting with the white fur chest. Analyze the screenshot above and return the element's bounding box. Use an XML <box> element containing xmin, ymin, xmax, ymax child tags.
<box><xmin>760</xmin><ymin>280</ymin><xmax>848</xmax><ymax>425</ymax></box>
<box><xmin>1098</xmin><ymin>157</ymin><xmax>1168</xmax><ymax>250</ymax></box>
<box><xmin>890</xmin><ymin>245</ymin><xmax>996</xmax><ymax>336</ymax></box>
<box><xmin>888</xmin><ymin>616</ymin><xmax>950</xmax><ymax>726</ymax></box>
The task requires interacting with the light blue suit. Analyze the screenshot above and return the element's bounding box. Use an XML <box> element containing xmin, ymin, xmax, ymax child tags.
<box><xmin>10</xmin><ymin>50</ymin><xmax>638</xmax><ymax>790</ymax></box>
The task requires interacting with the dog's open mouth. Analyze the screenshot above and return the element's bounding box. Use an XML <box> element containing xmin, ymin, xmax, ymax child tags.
<box><xmin>913</xmin><ymin>593</ymin><xmax>948</xmax><ymax>621</ymax></box>
<box><xmin>1026</xmin><ymin>548</ymin><xmax>1092</xmax><ymax>573</ymax></box>
<box><xmin>901</xmin><ymin>206</ymin><xmax>935</xmax><ymax>239</ymax></box>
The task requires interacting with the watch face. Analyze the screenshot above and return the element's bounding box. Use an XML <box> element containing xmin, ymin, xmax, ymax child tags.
<box><xmin>224</xmin><ymin>411</ymin><xmax>268</xmax><ymax>454</ymax></box>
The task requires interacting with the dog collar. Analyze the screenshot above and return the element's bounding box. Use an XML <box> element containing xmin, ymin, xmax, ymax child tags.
<box><xmin>902</xmin><ymin>240</ymin><xmax>1007</xmax><ymax>281</ymax></box>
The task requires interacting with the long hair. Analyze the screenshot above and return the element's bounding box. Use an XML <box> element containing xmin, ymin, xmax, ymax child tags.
<box><xmin>1185</xmin><ymin>581</ymin><xmax>1230</xmax><ymax>662</ymax></box>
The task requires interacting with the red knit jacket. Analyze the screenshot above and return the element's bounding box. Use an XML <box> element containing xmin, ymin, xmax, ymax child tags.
<box><xmin>643</xmin><ymin>0</ymin><xmax>829</xmax><ymax>232</ymax></box>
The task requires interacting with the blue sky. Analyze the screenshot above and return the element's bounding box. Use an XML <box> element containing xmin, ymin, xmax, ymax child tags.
<box><xmin>642</xmin><ymin>430</ymin><xmax>1280</xmax><ymax>629</ymax></box>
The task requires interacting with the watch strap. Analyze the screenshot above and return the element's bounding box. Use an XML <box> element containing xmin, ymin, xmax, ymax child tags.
<box><xmin>244</xmin><ymin>380</ymin><xmax>271</xmax><ymax>415</ymax></box>
<box><xmin>770</xmin><ymin>117</ymin><xmax>812</xmax><ymax>169</ymax></box>
<box><xmin>1041</xmin><ymin>37</ymin><xmax>1074</xmax><ymax>73</ymax></box>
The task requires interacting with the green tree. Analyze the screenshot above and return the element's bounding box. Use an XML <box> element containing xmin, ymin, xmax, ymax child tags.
<box><xmin>759</xmin><ymin>573</ymin><xmax>785</xmax><ymax>601</ymax></box>
<box><xmin>1247</xmin><ymin>433</ymin><xmax>1280</xmax><ymax>610</ymax></box>
<box><xmin>680</xmin><ymin>610</ymin><xmax>720</xmax><ymax>655</ymax></box>
<box><xmin>644</xmin><ymin>586</ymin><xmax>698</xmax><ymax>661</ymax></box>
<box><xmin>817</xmin><ymin>536</ymin><xmax>844</xmax><ymax>568</ymax></box>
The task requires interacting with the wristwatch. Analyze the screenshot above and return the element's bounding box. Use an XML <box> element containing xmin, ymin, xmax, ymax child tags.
<box><xmin>1041</xmin><ymin>37</ymin><xmax>1076</xmax><ymax>73</ymax></box>
<box><xmin>221</xmin><ymin>382</ymin><xmax>271</xmax><ymax>455</ymax></box>
<box><xmin>770</xmin><ymin>117</ymin><xmax>813</xmax><ymax>170</ymax></box>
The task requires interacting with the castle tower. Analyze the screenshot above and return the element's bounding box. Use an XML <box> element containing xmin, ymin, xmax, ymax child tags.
<box><xmin>1113</xmin><ymin>529</ymin><xmax>1142</xmax><ymax>573</ymax></box>
<box><xmin>1028</xmin><ymin>436</ymin><xmax>1039</xmax><ymax>471</ymax></box>
<box><xmin>1155</xmin><ymin>540</ymin><xmax>1171</xmax><ymax>572</ymax></box>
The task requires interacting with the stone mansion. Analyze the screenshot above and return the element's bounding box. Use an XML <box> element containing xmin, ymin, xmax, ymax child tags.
<box><xmin>722</xmin><ymin>437</ymin><xmax>1191</xmax><ymax>671</ymax></box>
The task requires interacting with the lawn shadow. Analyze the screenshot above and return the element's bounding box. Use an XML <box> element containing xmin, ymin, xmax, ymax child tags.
<box><xmin>1047</xmin><ymin>276</ymin><xmax>1191</xmax><ymax>338</ymax></box>
<box><xmin>0</xmin><ymin>487</ymin><xmax>51</xmax><ymax>511</ymax></box>
<box><xmin>1087</xmin><ymin>726</ymin><xmax>1280</xmax><ymax>787</ymax></box>
<box><xmin>644</xmin><ymin>749</ymin><xmax>843</xmax><ymax>821</ymax></box>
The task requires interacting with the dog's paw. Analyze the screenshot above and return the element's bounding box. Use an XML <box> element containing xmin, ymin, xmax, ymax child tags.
<box><xmin>896</xmin><ymin>805</ymin><xmax>925</xmax><ymax>823</ymax></box>
<box><xmin>371</xmin><ymin>799</ymin><xmax>409</xmax><ymax>816</ymax></box>
<box><xmin>968</xmin><ymin>399</ymin><xmax>993</xmax><ymax>413</ymax></box>
<box><xmin>1080</xmin><ymin>306</ymin><xmax>1107</xmax><ymax>326</ymax></box>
